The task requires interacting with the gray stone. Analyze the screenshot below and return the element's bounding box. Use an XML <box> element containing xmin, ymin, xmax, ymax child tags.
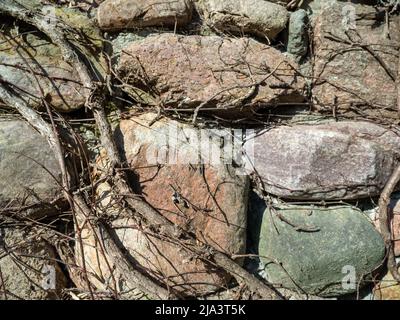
<box><xmin>105</xmin><ymin>31</ymin><xmax>153</xmax><ymax>65</ymax></box>
<box><xmin>245</xmin><ymin>121</ymin><xmax>400</xmax><ymax>200</ymax></box>
<box><xmin>287</xmin><ymin>9</ymin><xmax>309</xmax><ymax>61</ymax></box>
<box><xmin>0</xmin><ymin>119</ymin><xmax>63</xmax><ymax>217</ymax></box>
<box><xmin>251</xmin><ymin>200</ymin><xmax>385</xmax><ymax>297</ymax></box>
<box><xmin>97</xmin><ymin>0</ymin><xmax>193</xmax><ymax>31</ymax></box>
<box><xmin>199</xmin><ymin>0</ymin><xmax>289</xmax><ymax>40</ymax></box>
<box><xmin>0</xmin><ymin>31</ymin><xmax>85</xmax><ymax>112</ymax></box>
<box><xmin>0</xmin><ymin>227</ymin><xmax>67</xmax><ymax>300</ymax></box>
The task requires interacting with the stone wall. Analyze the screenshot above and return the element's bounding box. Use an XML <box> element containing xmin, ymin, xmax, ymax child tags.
<box><xmin>0</xmin><ymin>0</ymin><xmax>400</xmax><ymax>300</ymax></box>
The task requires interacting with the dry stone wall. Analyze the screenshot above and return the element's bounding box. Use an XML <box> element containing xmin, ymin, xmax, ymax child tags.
<box><xmin>0</xmin><ymin>0</ymin><xmax>400</xmax><ymax>300</ymax></box>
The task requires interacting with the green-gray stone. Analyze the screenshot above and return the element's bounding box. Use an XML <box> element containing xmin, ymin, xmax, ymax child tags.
<box><xmin>287</xmin><ymin>9</ymin><xmax>308</xmax><ymax>61</ymax></box>
<box><xmin>253</xmin><ymin>200</ymin><xmax>385</xmax><ymax>297</ymax></box>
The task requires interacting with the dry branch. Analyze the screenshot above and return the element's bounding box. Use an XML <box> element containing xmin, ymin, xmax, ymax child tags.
<box><xmin>379</xmin><ymin>164</ymin><xmax>400</xmax><ymax>282</ymax></box>
<box><xmin>0</xmin><ymin>0</ymin><xmax>283</xmax><ymax>299</ymax></box>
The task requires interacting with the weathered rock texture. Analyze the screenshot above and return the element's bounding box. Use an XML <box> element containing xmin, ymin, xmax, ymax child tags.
<box><xmin>0</xmin><ymin>227</ymin><xmax>67</xmax><ymax>300</ymax></box>
<box><xmin>0</xmin><ymin>119</ymin><xmax>63</xmax><ymax>217</ymax></box>
<box><xmin>199</xmin><ymin>0</ymin><xmax>289</xmax><ymax>40</ymax></box>
<box><xmin>252</xmin><ymin>201</ymin><xmax>385</xmax><ymax>297</ymax></box>
<box><xmin>374</xmin><ymin>270</ymin><xmax>400</xmax><ymax>300</ymax></box>
<box><xmin>97</xmin><ymin>0</ymin><xmax>193</xmax><ymax>31</ymax></box>
<box><xmin>0</xmin><ymin>5</ymin><xmax>105</xmax><ymax>112</ymax></box>
<box><xmin>116</xmin><ymin>113</ymin><xmax>249</xmax><ymax>251</ymax></box>
<box><xmin>0</xmin><ymin>29</ymin><xmax>85</xmax><ymax>111</ymax></box>
<box><xmin>246</xmin><ymin>121</ymin><xmax>400</xmax><ymax>200</ymax></box>
<box><xmin>118</xmin><ymin>34</ymin><xmax>306</xmax><ymax>117</ymax></box>
<box><xmin>79</xmin><ymin>113</ymin><xmax>249</xmax><ymax>296</ymax></box>
<box><xmin>311</xmin><ymin>2</ymin><xmax>400</xmax><ymax>121</ymax></box>
<box><xmin>287</xmin><ymin>9</ymin><xmax>308</xmax><ymax>61</ymax></box>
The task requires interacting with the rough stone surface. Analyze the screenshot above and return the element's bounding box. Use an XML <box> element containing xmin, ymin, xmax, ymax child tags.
<box><xmin>0</xmin><ymin>227</ymin><xmax>67</xmax><ymax>300</ymax></box>
<box><xmin>245</xmin><ymin>121</ymin><xmax>400</xmax><ymax>200</ymax></box>
<box><xmin>97</xmin><ymin>0</ymin><xmax>193</xmax><ymax>31</ymax></box>
<box><xmin>287</xmin><ymin>9</ymin><xmax>308</xmax><ymax>61</ymax></box>
<box><xmin>118</xmin><ymin>34</ymin><xmax>306</xmax><ymax>117</ymax></box>
<box><xmin>250</xmin><ymin>199</ymin><xmax>385</xmax><ymax>297</ymax></box>
<box><xmin>117</xmin><ymin>114</ymin><xmax>249</xmax><ymax>252</ymax></box>
<box><xmin>311</xmin><ymin>2</ymin><xmax>400</xmax><ymax>121</ymax></box>
<box><xmin>0</xmin><ymin>119</ymin><xmax>63</xmax><ymax>217</ymax></box>
<box><xmin>199</xmin><ymin>0</ymin><xmax>288</xmax><ymax>39</ymax></box>
<box><xmin>0</xmin><ymin>5</ymin><xmax>105</xmax><ymax>112</ymax></box>
<box><xmin>374</xmin><ymin>271</ymin><xmax>400</xmax><ymax>300</ymax></box>
<box><xmin>82</xmin><ymin>113</ymin><xmax>249</xmax><ymax>296</ymax></box>
<box><xmin>0</xmin><ymin>31</ymin><xmax>85</xmax><ymax>112</ymax></box>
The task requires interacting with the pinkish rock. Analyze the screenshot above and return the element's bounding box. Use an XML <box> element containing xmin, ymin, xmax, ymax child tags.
<box><xmin>81</xmin><ymin>113</ymin><xmax>249</xmax><ymax>296</ymax></box>
<box><xmin>97</xmin><ymin>0</ymin><xmax>193</xmax><ymax>31</ymax></box>
<box><xmin>311</xmin><ymin>3</ymin><xmax>400</xmax><ymax>122</ymax></box>
<box><xmin>198</xmin><ymin>0</ymin><xmax>288</xmax><ymax>40</ymax></box>
<box><xmin>393</xmin><ymin>208</ymin><xmax>400</xmax><ymax>257</ymax></box>
<box><xmin>118</xmin><ymin>34</ymin><xmax>306</xmax><ymax>118</ymax></box>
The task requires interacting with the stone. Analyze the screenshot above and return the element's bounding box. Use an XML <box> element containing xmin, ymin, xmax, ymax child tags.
<box><xmin>245</xmin><ymin>121</ymin><xmax>400</xmax><ymax>200</ymax></box>
<box><xmin>311</xmin><ymin>2</ymin><xmax>400</xmax><ymax>121</ymax></box>
<box><xmin>199</xmin><ymin>0</ymin><xmax>288</xmax><ymax>40</ymax></box>
<box><xmin>118</xmin><ymin>34</ymin><xmax>306</xmax><ymax>118</ymax></box>
<box><xmin>0</xmin><ymin>119</ymin><xmax>63</xmax><ymax>217</ymax></box>
<box><xmin>0</xmin><ymin>29</ymin><xmax>84</xmax><ymax>112</ymax></box>
<box><xmin>105</xmin><ymin>31</ymin><xmax>150</xmax><ymax>65</ymax></box>
<box><xmin>80</xmin><ymin>113</ymin><xmax>249</xmax><ymax>296</ymax></box>
<box><xmin>74</xmin><ymin>204</ymin><xmax>151</xmax><ymax>300</ymax></box>
<box><xmin>0</xmin><ymin>227</ymin><xmax>67</xmax><ymax>300</ymax></box>
<box><xmin>251</xmin><ymin>199</ymin><xmax>385</xmax><ymax>297</ymax></box>
<box><xmin>287</xmin><ymin>9</ymin><xmax>308</xmax><ymax>61</ymax></box>
<box><xmin>373</xmin><ymin>271</ymin><xmax>400</xmax><ymax>300</ymax></box>
<box><xmin>116</xmin><ymin>113</ymin><xmax>249</xmax><ymax>251</ymax></box>
<box><xmin>0</xmin><ymin>3</ymin><xmax>105</xmax><ymax>112</ymax></box>
<box><xmin>97</xmin><ymin>0</ymin><xmax>193</xmax><ymax>31</ymax></box>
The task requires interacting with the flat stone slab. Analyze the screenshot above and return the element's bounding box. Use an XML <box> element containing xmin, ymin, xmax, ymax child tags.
<box><xmin>250</xmin><ymin>200</ymin><xmax>385</xmax><ymax>297</ymax></box>
<box><xmin>311</xmin><ymin>2</ymin><xmax>400</xmax><ymax>122</ymax></box>
<box><xmin>118</xmin><ymin>33</ymin><xmax>306</xmax><ymax>118</ymax></box>
<box><xmin>199</xmin><ymin>0</ymin><xmax>288</xmax><ymax>40</ymax></box>
<box><xmin>245</xmin><ymin>121</ymin><xmax>400</xmax><ymax>200</ymax></box>
<box><xmin>97</xmin><ymin>0</ymin><xmax>193</xmax><ymax>30</ymax></box>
